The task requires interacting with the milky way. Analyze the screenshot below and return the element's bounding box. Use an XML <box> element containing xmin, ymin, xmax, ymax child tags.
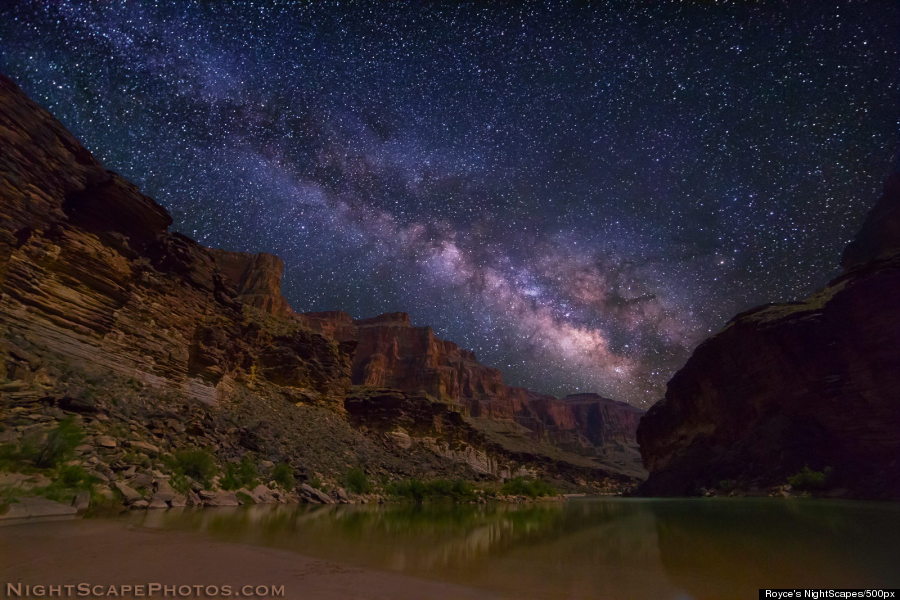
<box><xmin>1</xmin><ymin>2</ymin><xmax>897</xmax><ymax>405</ymax></box>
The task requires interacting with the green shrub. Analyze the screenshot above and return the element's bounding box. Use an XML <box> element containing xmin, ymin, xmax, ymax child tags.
<box><xmin>386</xmin><ymin>478</ymin><xmax>426</xmax><ymax>503</ymax></box>
<box><xmin>0</xmin><ymin>486</ymin><xmax>24</xmax><ymax>512</ymax></box>
<box><xmin>168</xmin><ymin>472</ymin><xmax>191</xmax><ymax>494</ymax></box>
<box><xmin>718</xmin><ymin>479</ymin><xmax>737</xmax><ymax>492</ymax></box>
<box><xmin>166</xmin><ymin>449</ymin><xmax>217</xmax><ymax>487</ymax></box>
<box><xmin>237</xmin><ymin>455</ymin><xmax>258</xmax><ymax>486</ymax></box>
<box><xmin>426</xmin><ymin>479</ymin><xmax>475</xmax><ymax>501</ymax></box>
<box><xmin>386</xmin><ymin>478</ymin><xmax>477</xmax><ymax>503</ymax></box>
<box><xmin>787</xmin><ymin>466</ymin><xmax>833</xmax><ymax>491</ymax></box>
<box><xmin>500</xmin><ymin>477</ymin><xmax>557</xmax><ymax>498</ymax></box>
<box><xmin>34</xmin><ymin>418</ymin><xmax>84</xmax><ymax>468</ymax></box>
<box><xmin>272</xmin><ymin>463</ymin><xmax>295</xmax><ymax>490</ymax></box>
<box><xmin>221</xmin><ymin>455</ymin><xmax>259</xmax><ymax>490</ymax></box>
<box><xmin>57</xmin><ymin>464</ymin><xmax>95</xmax><ymax>488</ymax></box>
<box><xmin>86</xmin><ymin>488</ymin><xmax>123</xmax><ymax>515</ymax></box>
<box><xmin>343</xmin><ymin>468</ymin><xmax>372</xmax><ymax>494</ymax></box>
<box><xmin>0</xmin><ymin>443</ymin><xmax>20</xmax><ymax>471</ymax></box>
<box><xmin>32</xmin><ymin>465</ymin><xmax>98</xmax><ymax>504</ymax></box>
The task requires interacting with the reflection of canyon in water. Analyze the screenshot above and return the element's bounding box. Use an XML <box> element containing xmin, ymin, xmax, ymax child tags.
<box><xmin>127</xmin><ymin>498</ymin><xmax>900</xmax><ymax>600</ymax></box>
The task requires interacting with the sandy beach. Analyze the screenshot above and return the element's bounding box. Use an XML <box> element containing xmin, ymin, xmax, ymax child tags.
<box><xmin>0</xmin><ymin>518</ymin><xmax>499</xmax><ymax>600</ymax></box>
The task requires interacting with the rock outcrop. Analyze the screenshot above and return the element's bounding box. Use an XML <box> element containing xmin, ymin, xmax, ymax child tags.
<box><xmin>300</xmin><ymin>311</ymin><xmax>522</xmax><ymax>416</ymax></box>
<box><xmin>343</xmin><ymin>387</ymin><xmax>636</xmax><ymax>487</ymax></box>
<box><xmin>0</xmin><ymin>73</ymin><xmax>353</xmax><ymax>405</ymax></box>
<box><xmin>638</xmin><ymin>172</ymin><xmax>900</xmax><ymax>498</ymax></box>
<box><xmin>208</xmin><ymin>249</ymin><xmax>293</xmax><ymax>316</ymax></box>
<box><xmin>300</xmin><ymin>311</ymin><xmax>644</xmax><ymax>464</ymax></box>
<box><xmin>0</xmin><ymin>72</ymin><xmax>644</xmax><ymax>509</ymax></box>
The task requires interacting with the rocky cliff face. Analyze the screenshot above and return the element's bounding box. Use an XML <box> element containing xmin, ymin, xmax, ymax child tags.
<box><xmin>533</xmin><ymin>393</ymin><xmax>643</xmax><ymax>448</ymax></box>
<box><xmin>298</xmin><ymin>309</ymin><xmax>644</xmax><ymax>474</ymax></box>
<box><xmin>638</xmin><ymin>173</ymin><xmax>900</xmax><ymax>498</ymax></box>
<box><xmin>0</xmin><ymin>74</ymin><xmax>351</xmax><ymax>406</ymax></box>
<box><xmin>0</xmin><ymin>73</ymin><xmax>643</xmax><ymax>506</ymax></box>
<box><xmin>301</xmin><ymin>310</ymin><xmax>521</xmax><ymax>416</ymax></box>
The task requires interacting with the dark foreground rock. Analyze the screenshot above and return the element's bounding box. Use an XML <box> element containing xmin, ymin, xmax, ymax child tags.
<box><xmin>638</xmin><ymin>173</ymin><xmax>900</xmax><ymax>499</ymax></box>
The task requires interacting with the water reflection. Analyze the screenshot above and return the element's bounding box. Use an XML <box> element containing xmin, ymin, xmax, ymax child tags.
<box><xmin>653</xmin><ymin>499</ymin><xmax>900</xmax><ymax>599</ymax></box>
<box><xmin>124</xmin><ymin>498</ymin><xmax>900</xmax><ymax>600</ymax></box>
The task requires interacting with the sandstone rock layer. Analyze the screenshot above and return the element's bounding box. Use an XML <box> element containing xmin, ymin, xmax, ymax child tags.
<box><xmin>0</xmin><ymin>73</ymin><xmax>643</xmax><ymax>493</ymax></box>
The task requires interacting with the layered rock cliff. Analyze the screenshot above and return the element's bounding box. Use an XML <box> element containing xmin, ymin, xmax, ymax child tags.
<box><xmin>0</xmin><ymin>73</ymin><xmax>643</xmax><ymax>509</ymax></box>
<box><xmin>297</xmin><ymin>310</ymin><xmax>644</xmax><ymax>476</ymax></box>
<box><xmin>638</xmin><ymin>172</ymin><xmax>900</xmax><ymax>498</ymax></box>
<box><xmin>0</xmin><ymin>73</ymin><xmax>351</xmax><ymax>405</ymax></box>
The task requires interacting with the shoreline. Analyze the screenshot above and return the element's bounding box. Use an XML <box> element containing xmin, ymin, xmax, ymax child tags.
<box><xmin>0</xmin><ymin>490</ymin><xmax>576</xmax><ymax>524</ymax></box>
<box><xmin>0</xmin><ymin>517</ymin><xmax>499</xmax><ymax>600</ymax></box>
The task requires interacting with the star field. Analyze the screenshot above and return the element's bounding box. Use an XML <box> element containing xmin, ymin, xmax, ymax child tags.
<box><xmin>1</xmin><ymin>1</ymin><xmax>898</xmax><ymax>406</ymax></box>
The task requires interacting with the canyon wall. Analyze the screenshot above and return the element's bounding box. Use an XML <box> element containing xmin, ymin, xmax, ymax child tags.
<box><xmin>0</xmin><ymin>74</ymin><xmax>352</xmax><ymax>406</ymax></box>
<box><xmin>637</xmin><ymin>173</ymin><xmax>900</xmax><ymax>498</ymax></box>
<box><xmin>296</xmin><ymin>310</ymin><xmax>643</xmax><ymax>471</ymax></box>
<box><xmin>0</xmin><ymin>73</ymin><xmax>642</xmax><ymax>494</ymax></box>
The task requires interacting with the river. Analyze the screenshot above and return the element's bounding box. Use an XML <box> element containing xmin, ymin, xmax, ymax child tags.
<box><xmin>118</xmin><ymin>497</ymin><xmax>900</xmax><ymax>599</ymax></box>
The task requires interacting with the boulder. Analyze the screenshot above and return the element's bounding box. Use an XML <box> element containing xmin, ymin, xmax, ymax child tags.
<box><xmin>113</xmin><ymin>481</ymin><xmax>142</xmax><ymax>504</ymax></box>
<box><xmin>332</xmin><ymin>487</ymin><xmax>350</xmax><ymax>503</ymax></box>
<box><xmin>153</xmin><ymin>479</ymin><xmax>176</xmax><ymax>502</ymax></box>
<box><xmin>0</xmin><ymin>472</ymin><xmax>52</xmax><ymax>489</ymax></box>
<box><xmin>199</xmin><ymin>490</ymin><xmax>239</xmax><ymax>507</ymax></box>
<box><xmin>147</xmin><ymin>497</ymin><xmax>169</xmax><ymax>509</ymax></box>
<box><xmin>129</xmin><ymin>440</ymin><xmax>160</xmax><ymax>456</ymax></box>
<box><xmin>0</xmin><ymin>497</ymin><xmax>77</xmax><ymax>520</ymax></box>
<box><xmin>299</xmin><ymin>483</ymin><xmax>334</xmax><ymax>504</ymax></box>
<box><xmin>249</xmin><ymin>484</ymin><xmax>275</xmax><ymax>504</ymax></box>
<box><xmin>129</xmin><ymin>472</ymin><xmax>154</xmax><ymax>489</ymax></box>
<box><xmin>72</xmin><ymin>490</ymin><xmax>91</xmax><ymax>512</ymax></box>
<box><xmin>95</xmin><ymin>436</ymin><xmax>117</xmax><ymax>449</ymax></box>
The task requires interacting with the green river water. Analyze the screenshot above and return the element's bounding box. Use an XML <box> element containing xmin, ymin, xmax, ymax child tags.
<box><xmin>123</xmin><ymin>497</ymin><xmax>900</xmax><ymax>599</ymax></box>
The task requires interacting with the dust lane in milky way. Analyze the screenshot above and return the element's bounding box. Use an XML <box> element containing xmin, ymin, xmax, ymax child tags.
<box><xmin>1</xmin><ymin>2</ymin><xmax>897</xmax><ymax>405</ymax></box>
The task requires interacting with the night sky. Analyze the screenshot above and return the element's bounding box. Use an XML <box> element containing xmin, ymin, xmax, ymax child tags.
<box><xmin>1</xmin><ymin>2</ymin><xmax>898</xmax><ymax>406</ymax></box>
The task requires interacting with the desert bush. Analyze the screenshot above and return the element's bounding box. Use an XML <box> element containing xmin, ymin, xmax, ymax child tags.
<box><xmin>221</xmin><ymin>455</ymin><xmax>259</xmax><ymax>490</ymax></box>
<box><xmin>165</xmin><ymin>449</ymin><xmax>217</xmax><ymax>487</ymax></box>
<box><xmin>31</xmin><ymin>464</ymin><xmax>99</xmax><ymax>504</ymax></box>
<box><xmin>0</xmin><ymin>443</ymin><xmax>22</xmax><ymax>472</ymax></box>
<box><xmin>787</xmin><ymin>466</ymin><xmax>833</xmax><ymax>491</ymax></box>
<box><xmin>167</xmin><ymin>472</ymin><xmax>191</xmax><ymax>495</ymax></box>
<box><xmin>718</xmin><ymin>479</ymin><xmax>738</xmax><ymax>492</ymax></box>
<box><xmin>343</xmin><ymin>467</ymin><xmax>372</xmax><ymax>494</ymax></box>
<box><xmin>34</xmin><ymin>418</ymin><xmax>84</xmax><ymax>468</ymax></box>
<box><xmin>386</xmin><ymin>478</ymin><xmax>477</xmax><ymax>503</ymax></box>
<box><xmin>272</xmin><ymin>463</ymin><xmax>295</xmax><ymax>490</ymax></box>
<box><xmin>387</xmin><ymin>478</ymin><xmax>426</xmax><ymax>502</ymax></box>
<box><xmin>500</xmin><ymin>477</ymin><xmax>557</xmax><ymax>498</ymax></box>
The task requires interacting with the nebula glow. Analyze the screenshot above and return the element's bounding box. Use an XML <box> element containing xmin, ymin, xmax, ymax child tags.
<box><xmin>1</xmin><ymin>2</ymin><xmax>897</xmax><ymax>405</ymax></box>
